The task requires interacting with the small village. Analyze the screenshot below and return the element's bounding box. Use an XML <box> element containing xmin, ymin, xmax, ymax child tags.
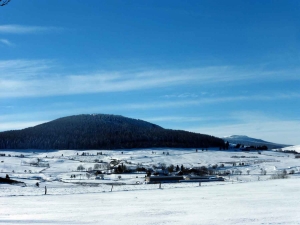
<box><xmin>1</xmin><ymin>145</ymin><xmax>299</xmax><ymax>196</ymax></box>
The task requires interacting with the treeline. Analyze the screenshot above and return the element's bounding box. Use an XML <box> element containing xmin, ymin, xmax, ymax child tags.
<box><xmin>234</xmin><ymin>144</ymin><xmax>268</xmax><ymax>150</ymax></box>
<box><xmin>0</xmin><ymin>114</ymin><xmax>225</xmax><ymax>150</ymax></box>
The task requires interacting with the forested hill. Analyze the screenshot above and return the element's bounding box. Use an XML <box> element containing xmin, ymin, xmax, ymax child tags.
<box><xmin>0</xmin><ymin>114</ymin><xmax>224</xmax><ymax>150</ymax></box>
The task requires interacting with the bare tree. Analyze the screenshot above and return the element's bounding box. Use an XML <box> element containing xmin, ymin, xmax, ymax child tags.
<box><xmin>86</xmin><ymin>173</ymin><xmax>91</xmax><ymax>179</ymax></box>
<box><xmin>260</xmin><ymin>168</ymin><xmax>267</xmax><ymax>175</ymax></box>
<box><xmin>77</xmin><ymin>164</ymin><xmax>85</xmax><ymax>171</ymax></box>
<box><xmin>0</xmin><ymin>0</ymin><xmax>11</xmax><ymax>6</ymax></box>
<box><xmin>271</xmin><ymin>171</ymin><xmax>289</xmax><ymax>179</ymax></box>
<box><xmin>160</xmin><ymin>163</ymin><xmax>166</xmax><ymax>170</ymax></box>
<box><xmin>167</xmin><ymin>164</ymin><xmax>174</xmax><ymax>173</ymax></box>
<box><xmin>236</xmin><ymin>170</ymin><xmax>242</xmax><ymax>175</ymax></box>
<box><xmin>94</xmin><ymin>164</ymin><xmax>101</xmax><ymax>170</ymax></box>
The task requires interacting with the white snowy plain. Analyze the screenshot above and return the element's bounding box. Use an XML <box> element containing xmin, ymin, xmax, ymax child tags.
<box><xmin>282</xmin><ymin>145</ymin><xmax>300</xmax><ymax>153</ymax></box>
<box><xmin>1</xmin><ymin>148</ymin><xmax>300</xmax><ymax>224</ymax></box>
<box><xmin>1</xmin><ymin>178</ymin><xmax>300</xmax><ymax>225</ymax></box>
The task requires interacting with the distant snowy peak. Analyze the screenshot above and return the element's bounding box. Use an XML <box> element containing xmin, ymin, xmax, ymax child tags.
<box><xmin>223</xmin><ymin>135</ymin><xmax>266</xmax><ymax>143</ymax></box>
<box><xmin>222</xmin><ymin>135</ymin><xmax>290</xmax><ymax>149</ymax></box>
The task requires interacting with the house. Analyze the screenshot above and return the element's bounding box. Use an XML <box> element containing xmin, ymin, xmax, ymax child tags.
<box><xmin>145</xmin><ymin>176</ymin><xmax>184</xmax><ymax>184</ymax></box>
<box><xmin>183</xmin><ymin>175</ymin><xmax>225</xmax><ymax>182</ymax></box>
<box><xmin>0</xmin><ymin>177</ymin><xmax>26</xmax><ymax>186</ymax></box>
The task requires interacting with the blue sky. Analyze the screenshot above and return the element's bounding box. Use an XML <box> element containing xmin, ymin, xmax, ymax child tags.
<box><xmin>0</xmin><ymin>0</ymin><xmax>299</xmax><ymax>145</ymax></box>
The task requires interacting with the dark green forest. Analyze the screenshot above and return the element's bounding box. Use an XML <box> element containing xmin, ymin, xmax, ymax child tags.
<box><xmin>0</xmin><ymin>114</ymin><xmax>225</xmax><ymax>150</ymax></box>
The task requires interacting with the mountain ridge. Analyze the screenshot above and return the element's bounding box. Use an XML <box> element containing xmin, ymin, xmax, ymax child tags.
<box><xmin>0</xmin><ymin>114</ymin><xmax>224</xmax><ymax>150</ymax></box>
<box><xmin>222</xmin><ymin>135</ymin><xmax>290</xmax><ymax>149</ymax></box>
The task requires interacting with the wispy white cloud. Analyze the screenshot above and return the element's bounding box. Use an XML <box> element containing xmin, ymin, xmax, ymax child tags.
<box><xmin>189</xmin><ymin>120</ymin><xmax>300</xmax><ymax>145</ymax></box>
<box><xmin>0</xmin><ymin>59</ymin><xmax>53</xmax><ymax>79</ymax></box>
<box><xmin>0</xmin><ymin>60</ymin><xmax>198</xmax><ymax>98</ymax></box>
<box><xmin>163</xmin><ymin>93</ymin><xmax>199</xmax><ymax>99</ymax></box>
<box><xmin>186</xmin><ymin>111</ymin><xmax>300</xmax><ymax>145</ymax></box>
<box><xmin>0</xmin><ymin>25</ymin><xmax>61</xmax><ymax>34</ymax></box>
<box><xmin>0</xmin><ymin>38</ymin><xmax>14</xmax><ymax>46</ymax></box>
<box><xmin>1</xmin><ymin>59</ymin><xmax>300</xmax><ymax>98</ymax></box>
<box><xmin>122</xmin><ymin>94</ymin><xmax>300</xmax><ymax>110</ymax></box>
<box><xmin>2</xmin><ymin>97</ymin><xmax>299</xmax><ymax>132</ymax></box>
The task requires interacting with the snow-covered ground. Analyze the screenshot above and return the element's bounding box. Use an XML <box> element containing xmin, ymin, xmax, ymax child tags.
<box><xmin>281</xmin><ymin>145</ymin><xmax>300</xmax><ymax>153</ymax></box>
<box><xmin>1</xmin><ymin>178</ymin><xmax>299</xmax><ymax>224</ymax></box>
<box><xmin>1</xmin><ymin>148</ymin><xmax>300</xmax><ymax>196</ymax></box>
<box><xmin>1</xmin><ymin>148</ymin><xmax>300</xmax><ymax>224</ymax></box>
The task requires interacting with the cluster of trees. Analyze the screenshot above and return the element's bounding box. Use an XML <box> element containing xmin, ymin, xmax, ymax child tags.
<box><xmin>234</xmin><ymin>144</ymin><xmax>268</xmax><ymax>150</ymax></box>
<box><xmin>219</xmin><ymin>141</ymin><xmax>230</xmax><ymax>150</ymax></box>
<box><xmin>149</xmin><ymin>164</ymin><xmax>216</xmax><ymax>176</ymax></box>
<box><xmin>114</xmin><ymin>164</ymin><xmax>128</xmax><ymax>174</ymax></box>
<box><xmin>0</xmin><ymin>114</ymin><xmax>225</xmax><ymax>150</ymax></box>
<box><xmin>283</xmin><ymin>150</ymin><xmax>298</xmax><ymax>154</ymax></box>
<box><xmin>271</xmin><ymin>170</ymin><xmax>289</xmax><ymax>179</ymax></box>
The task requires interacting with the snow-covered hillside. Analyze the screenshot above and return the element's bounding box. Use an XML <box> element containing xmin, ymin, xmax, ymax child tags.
<box><xmin>1</xmin><ymin>148</ymin><xmax>300</xmax><ymax>196</ymax></box>
<box><xmin>222</xmin><ymin>135</ymin><xmax>290</xmax><ymax>149</ymax></box>
<box><xmin>223</xmin><ymin>135</ymin><xmax>267</xmax><ymax>142</ymax></box>
<box><xmin>281</xmin><ymin>145</ymin><xmax>300</xmax><ymax>153</ymax></box>
<box><xmin>1</xmin><ymin>148</ymin><xmax>300</xmax><ymax>224</ymax></box>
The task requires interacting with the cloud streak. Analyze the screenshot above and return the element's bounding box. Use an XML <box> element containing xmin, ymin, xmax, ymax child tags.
<box><xmin>1</xmin><ymin>59</ymin><xmax>300</xmax><ymax>98</ymax></box>
<box><xmin>189</xmin><ymin>120</ymin><xmax>300</xmax><ymax>145</ymax></box>
<box><xmin>0</xmin><ymin>24</ymin><xmax>61</xmax><ymax>34</ymax></box>
<box><xmin>0</xmin><ymin>39</ymin><xmax>14</xmax><ymax>46</ymax></box>
<box><xmin>185</xmin><ymin>111</ymin><xmax>300</xmax><ymax>145</ymax></box>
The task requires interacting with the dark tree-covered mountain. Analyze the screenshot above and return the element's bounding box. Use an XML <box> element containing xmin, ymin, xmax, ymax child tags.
<box><xmin>0</xmin><ymin>114</ymin><xmax>225</xmax><ymax>150</ymax></box>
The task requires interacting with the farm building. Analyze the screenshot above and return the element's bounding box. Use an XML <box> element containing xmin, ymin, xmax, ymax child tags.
<box><xmin>181</xmin><ymin>176</ymin><xmax>225</xmax><ymax>182</ymax></box>
<box><xmin>146</xmin><ymin>176</ymin><xmax>184</xmax><ymax>184</ymax></box>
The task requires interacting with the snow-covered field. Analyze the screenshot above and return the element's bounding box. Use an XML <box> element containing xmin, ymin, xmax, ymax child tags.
<box><xmin>282</xmin><ymin>145</ymin><xmax>300</xmax><ymax>153</ymax></box>
<box><xmin>1</xmin><ymin>178</ymin><xmax>300</xmax><ymax>224</ymax></box>
<box><xmin>1</xmin><ymin>148</ymin><xmax>300</xmax><ymax>224</ymax></box>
